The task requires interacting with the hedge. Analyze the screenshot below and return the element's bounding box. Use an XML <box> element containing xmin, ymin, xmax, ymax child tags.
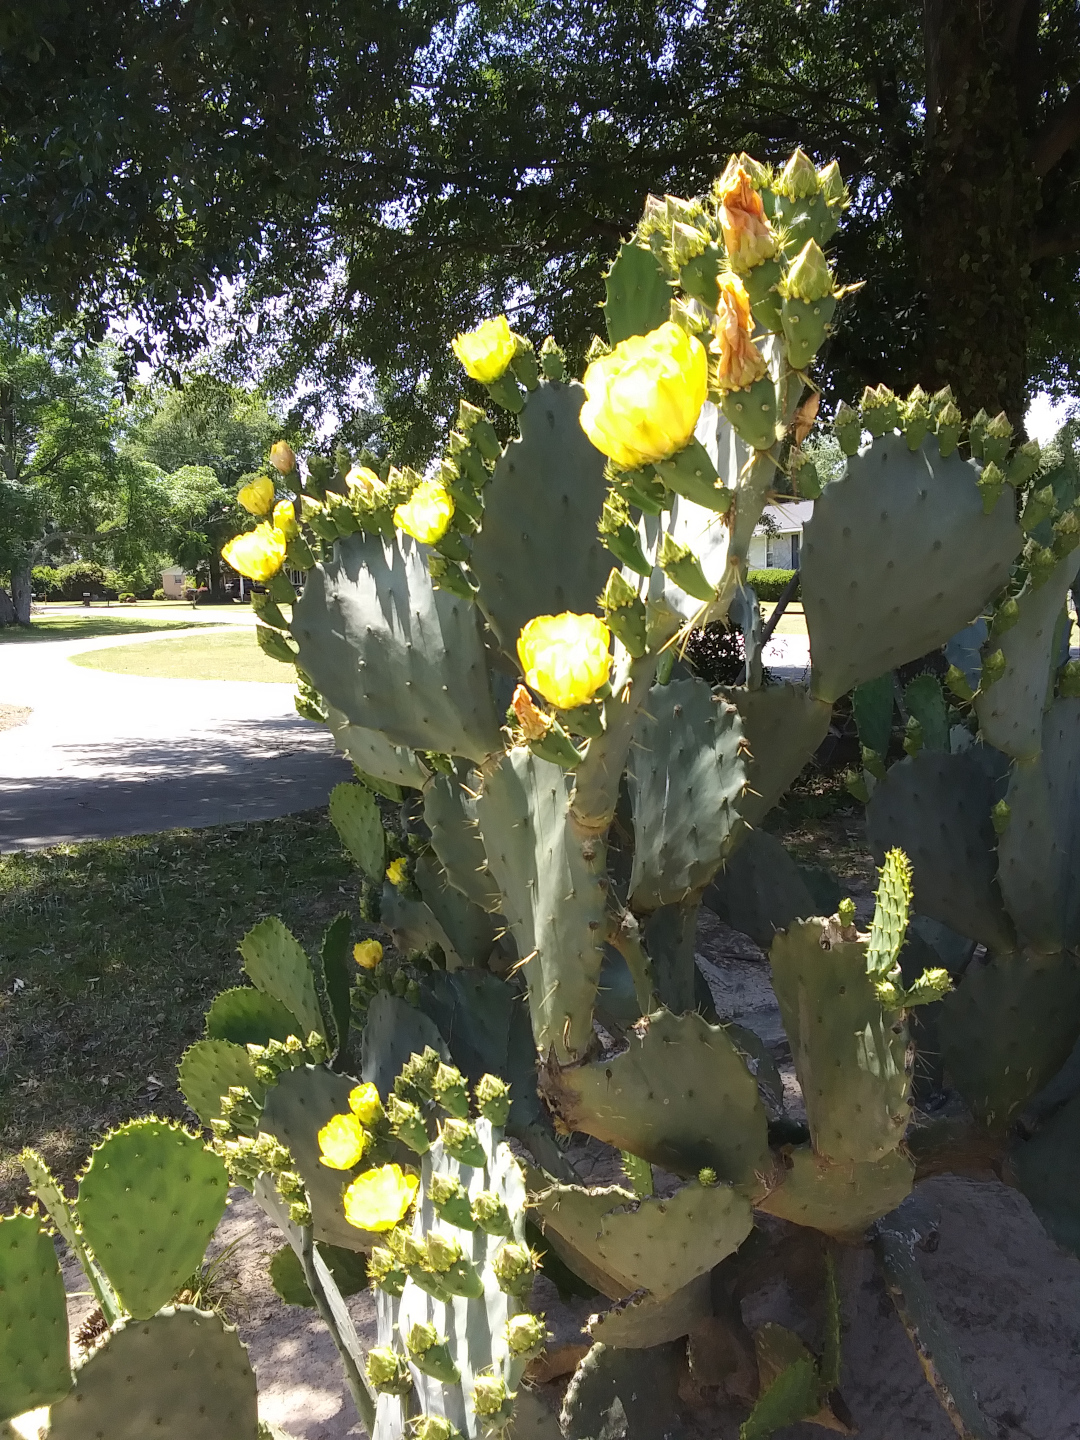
<box><xmin>746</xmin><ymin>567</ymin><xmax>799</xmax><ymax>601</ymax></box>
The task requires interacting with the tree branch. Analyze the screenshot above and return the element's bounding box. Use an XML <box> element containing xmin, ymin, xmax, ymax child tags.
<box><xmin>1031</xmin><ymin>87</ymin><xmax>1080</xmax><ymax>177</ymax></box>
<box><xmin>1031</xmin><ymin>228</ymin><xmax>1080</xmax><ymax>261</ymax></box>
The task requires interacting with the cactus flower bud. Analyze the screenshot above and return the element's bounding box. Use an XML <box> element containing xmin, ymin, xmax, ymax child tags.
<box><xmin>837</xmin><ymin>897</ymin><xmax>856</xmax><ymax>928</ymax></box>
<box><xmin>716</xmin><ymin>157</ymin><xmax>777</xmax><ymax>272</ymax></box>
<box><xmin>269</xmin><ymin>440</ymin><xmax>296</xmax><ymax>474</ymax></box>
<box><xmin>833</xmin><ymin>400</ymin><xmax>862</xmax><ymax>456</ymax></box>
<box><xmin>237</xmin><ymin>475</ymin><xmax>276</xmax><ymax>515</ymax></box>
<box><xmin>929</xmin><ymin>385</ymin><xmax>955</xmax><ymax>417</ymax></box>
<box><xmin>600</xmin><ymin>569</ymin><xmax>649</xmax><ymax>658</ymax></box>
<box><xmin>935</xmin><ymin>401</ymin><xmax>963</xmax><ymax>458</ymax></box>
<box><xmin>580</xmin><ymin>322</ymin><xmax>708</xmax><ymax>469</ymax></box>
<box><xmin>318</xmin><ymin>1111</ymin><xmax>367</xmax><ymax>1170</ymax></box>
<box><xmin>394</xmin><ymin>480</ymin><xmax>455</xmax><ymax>546</ymax></box>
<box><xmin>980</xmin><ymin>649</ymin><xmax>1006</xmax><ymax>688</ymax></box>
<box><xmin>789</xmin><ymin>449</ymin><xmax>822</xmax><ymax>499</ymax></box>
<box><xmin>968</xmin><ymin>409</ymin><xmax>990</xmax><ymax>461</ymax></box>
<box><xmin>698</xmin><ymin>1167</ymin><xmax>718</xmax><ymax>1186</ymax></box>
<box><xmin>989</xmin><ymin>597</ymin><xmax>1020</xmax><ymax>638</ymax></box>
<box><xmin>506</xmin><ymin>1313</ymin><xmax>548</xmax><ymax>1358</ymax></box>
<box><xmin>778</xmin><ymin>240</ymin><xmax>833</xmax><ymax>303</ymax></box>
<box><xmin>669</xmin><ymin>220</ymin><xmax>710</xmax><ymax>267</ymax></box>
<box><xmin>657</xmin><ymin>533</ymin><xmax>716</xmax><ymax>602</ymax></box>
<box><xmin>991</xmin><ymin>799</ymin><xmax>1012</xmax><ymax>835</ymax></box>
<box><xmin>343</xmin><ymin>1163</ymin><xmax>419</xmax><ymax>1232</ymax></box>
<box><xmin>1027</xmin><ymin>542</ymin><xmax>1058</xmax><ymax>587</ymax></box>
<box><xmin>817</xmin><ymin>160</ymin><xmax>848</xmax><ymax>208</ymax></box>
<box><xmin>1008</xmin><ymin>440</ymin><xmax>1041</xmax><ymax>487</ymax></box>
<box><xmin>345</xmin><ymin>465</ymin><xmax>388</xmax><ymax>503</ymax></box>
<box><xmin>539</xmin><ymin>335</ymin><xmax>567</xmax><ymax>382</ymax></box>
<box><xmin>471</xmin><ymin>1373</ymin><xmax>514</xmax><ymax>1420</ymax></box>
<box><xmin>414</xmin><ymin>1418</ymin><xmax>462</xmax><ymax>1440</ymax></box>
<box><xmin>981</xmin><ymin>411</ymin><xmax>1014</xmax><ymax>465</ymax></box>
<box><xmin>777</xmin><ymin>148</ymin><xmax>820</xmax><ymax>200</ymax></box>
<box><xmin>491</xmin><ymin>1241</ymin><xmax>537</xmax><ymax>1297</ymax></box>
<box><xmin>1053</xmin><ymin>509</ymin><xmax>1080</xmax><ymax>559</ymax></box>
<box><xmin>366</xmin><ymin>1347</ymin><xmax>413</xmax><ymax>1396</ymax></box>
<box><xmin>367</xmin><ymin>1245</ymin><xmax>407</xmax><ymax>1296</ymax></box>
<box><xmin>386</xmin><ymin>1094</ymin><xmax>430</xmax><ymax>1154</ymax></box>
<box><xmin>396</xmin><ymin>1047</ymin><xmax>442</xmax><ymax>1099</ymax></box>
<box><xmin>472</xmin><ymin>1190</ymin><xmax>513</xmax><ymax>1236</ymax></box>
<box><xmin>902</xmin><ymin>386</ymin><xmax>931</xmax><ymax>451</ymax></box>
<box><xmin>860</xmin><ymin>385</ymin><xmax>899</xmax><ymax>437</ymax></box>
<box><xmin>221</xmin><ymin>522</ymin><xmax>288</xmax><ymax>582</ymax></box>
<box><xmin>440</xmin><ymin>1118</ymin><xmax>486</xmax><ymax>1168</ymax></box>
<box><xmin>348</xmin><ymin>1082</ymin><xmax>384</xmax><ymax>1126</ymax></box>
<box><xmin>1020</xmin><ymin>484</ymin><xmax>1056</xmax><ymax>533</ymax></box>
<box><xmin>945</xmin><ymin>664</ymin><xmax>975</xmax><ymax>702</ymax></box>
<box><xmin>844</xmin><ymin>769</ymin><xmax>871</xmax><ymax>804</ymax></box>
<box><xmin>431</xmin><ymin>1062</ymin><xmax>470</xmax><ymax>1119</ymax></box>
<box><xmin>406</xmin><ymin>1324</ymin><xmax>461</xmax><ymax>1384</ymax></box>
<box><xmin>424</xmin><ymin>1231</ymin><xmax>463</xmax><ymax>1273</ymax></box>
<box><xmin>516</xmin><ymin>613</ymin><xmax>612</xmax><ymax>711</ymax></box>
<box><xmin>271</xmin><ymin>499</ymin><xmax>298</xmax><ymax>540</ymax></box>
<box><xmin>1059</xmin><ymin>659</ymin><xmax>1080</xmax><ymax>698</ymax></box>
<box><xmin>903</xmin><ymin>716</ymin><xmax>924</xmax><ymax>757</ymax></box>
<box><xmin>353</xmin><ymin>939</ymin><xmax>383</xmax><ymax>970</ymax></box>
<box><xmin>598</xmin><ymin>492</ymin><xmax>653</xmax><ymax>577</ymax></box>
<box><xmin>430</xmin><ymin>1172</ymin><xmax>477</xmax><ymax>1229</ymax></box>
<box><xmin>452</xmin><ymin>315</ymin><xmax>517</xmax><ymax>384</ymax></box>
<box><xmin>405</xmin><ymin>1321</ymin><xmax>439</xmax><ymax>1355</ymax></box>
<box><xmin>715</xmin><ymin>273</ymin><xmax>768</xmax><ymax>390</ymax></box>
<box><xmin>475</xmin><ymin>1073</ymin><xmax>512</xmax><ymax>1126</ymax></box>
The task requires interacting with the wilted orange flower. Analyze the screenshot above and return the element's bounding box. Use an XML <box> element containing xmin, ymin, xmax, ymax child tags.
<box><xmin>715</xmin><ymin>273</ymin><xmax>768</xmax><ymax>391</ymax></box>
<box><xmin>717</xmin><ymin>159</ymin><xmax>776</xmax><ymax>271</ymax></box>
<box><xmin>510</xmin><ymin>684</ymin><xmax>552</xmax><ymax>742</ymax></box>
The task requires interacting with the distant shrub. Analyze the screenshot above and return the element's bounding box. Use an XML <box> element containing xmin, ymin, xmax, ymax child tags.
<box><xmin>747</xmin><ymin>567</ymin><xmax>798</xmax><ymax>601</ymax></box>
<box><xmin>152</xmin><ymin>588</ymin><xmax>167</xmax><ymax>601</ymax></box>
<box><xmin>52</xmin><ymin>561</ymin><xmax>120</xmax><ymax>600</ymax></box>
<box><xmin>118</xmin><ymin>593</ymin><xmax>136</xmax><ymax>604</ymax></box>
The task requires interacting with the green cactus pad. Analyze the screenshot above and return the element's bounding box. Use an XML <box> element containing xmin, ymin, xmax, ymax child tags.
<box><xmin>604</xmin><ymin>241</ymin><xmax>672</xmax><ymax>343</ymax></box>
<box><xmin>626</xmin><ymin>678</ymin><xmax>747</xmax><ymax>910</ymax></box>
<box><xmin>240</xmin><ymin>916</ymin><xmax>325</xmax><ymax>1042</ymax></box>
<box><xmin>800</xmin><ymin>434</ymin><xmax>1021</xmax><ymax>702</ymax></box>
<box><xmin>470</xmin><ymin>380</ymin><xmax>611</xmax><ymax>658</ymax></box>
<box><xmin>327</xmin><ymin>704</ymin><xmax>430</xmax><ymax>791</ymax></box>
<box><xmin>292</xmin><ymin>530</ymin><xmax>501</xmax><ymax>763</ymax></box>
<box><xmin>76</xmin><ymin>1120</ymin><xmax>229</xmax><ymax>1320</ymax></box>
<box><xmin>540</xmin><ymin>1008</ymin><xmax>770</xmax><ymax>1186</ymax></box>
<box><xmin>593</xmin><ymin>1180</ymin><xmax>752</xmax><ymax>1299</ymax></box>
<box><xmin>380</xmin><ymin>882</ymin><xmax>463</xmax><ymax>967</ymax></box>
<box><xmin>561</xmin><ymin>1341</ymin><xmax>684</xmax><ymax>1440</ymax></box>
<box><xmin>388</xmin><ymin>1117</ymin><xmax>532</xmax><ymax>1439</ymax></box>
<box><xmin>939</xmin><ymin>949</ymin><xmax>1080</xmax><ymax>1128</ymax></box>
<box><xmin>475</xmin><ymin>747</ymin><xmax>607</xmax><ymax>1061</ymax></box>
<box><xmin>704</xmin><ymin>828</ymin><xmax>817</xmax><ymax>952</ymax></box>
<box><xmin>865</xmin><ymin>749</ymin><xmax>1014</xmax><ymax>952</ymax></box>
<box><xmin>904</xmin><ymin>673</ymin><xmax>949</xmax><ymax>753</ymax></box>
<box><xmin>260</xmin><ymin>1064</ymin><xmax>378</xmax><ymax>1249</ymax></box>
<box><xmin>587</xmin><ymin>1271</ymin><xmax>711</xmax><ymax>1348</ymax></box>
<box><xmin>205</xmin><ymin>987</ymin><xmax>302</xmax><ymax>1047</ymax></box>
<box><xmin>997</xmin><ymin>699</ymin><xmax>1080</xmax><ymax>950</ymax></box>
<box><xmin>1013</xmin><ymin>1093</ymin><xmax>1080</xmax><ymax>1257</ymax></box>
<box><xmin>974</xmin><ymin>553</ymin><xmax>1080</xmax><ymax>759</ymax></box>
<box><xmin>48</xmin><ymin>1306</ymin><xmax>258</xmax><ymax>1440</ymax></box>
<box><xmin>179</xmin><ymin>1038</ymin><xmax>267</xmax><ymax>1127</ymax></box>
<box><xmin>757</xmin><ymin>1145</ymin><xmax>914</xmax><ymax>1236</ymax></box>
<box><xmin>329</xmin><ymin>780</ymin><xmax>387</xmax><ymax>881</ymax></box>
<box><xmin>424</xmin><ymin>770</ymin><xmax>502</xmax><ymax>912</ymax></box>
<box><xmin>360</xmin><ymin>992</ymin><xmax>450</xmax><ymax>1098</ymax></box>
<box><xmin>413</xmin><ymin>971</ymin><xmax>513</xmax><ymax>1086</ymax></box>
<box><xmin>268</xmin><ymin>1240</ymin><xmax>369</xmax><ymax>1307</ymax></box>
<box><xmin>852</xmin><ymin>673</ymin><xmax>895</xmax><ymax>759</ymax></box>
<box><xmin>769</xmin><ymin>919</ymin><xmax>909</xmax><ymax>1164</ymax></box>
<box><xmin>716</xmin><ymin>683</ymin><xmax>833</xmax><ymax>828</ymax></box>
<box><xmin>415</xmin><ymin>852</ymin><xmax>500</xmax><ymax>968</ymax></box>
<box><xmin>530</xmin><ymin>1183</ymin><xmax>639</xmax><ymax>1299</ymax></box>
<box><xmin>0</xmin><ymin>1213</ymin><xmax>72</xmax><ymax>1421</ymax></box>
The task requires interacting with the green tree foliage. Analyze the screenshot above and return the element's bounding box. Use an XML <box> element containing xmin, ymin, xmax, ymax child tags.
<box><xmin>2</xmin><ymin>2</ymin><xmax>1078</xmax><ymax>448</ymax></box>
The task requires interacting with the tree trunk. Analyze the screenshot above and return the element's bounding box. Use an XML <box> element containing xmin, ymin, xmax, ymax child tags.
<box><xmin>11</xmin><ymin>564</ymin><xmax>32</xmax><ymax>625</ymax></box>
<box><xmin>920</xmin><ymin>1</ymin><xmax>1038</xmax><ymax>424</ymax></box>
<box><xmin>207</xmin><ymin>545</ymin><xmax>225</xmax><ymax>602</ymax></box>
<box><xmin>0</xmin><ymin>586</ymin><xmax>15</xmax><ymax>627</ymax></box>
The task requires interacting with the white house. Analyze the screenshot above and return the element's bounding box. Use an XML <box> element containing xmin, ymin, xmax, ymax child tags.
<box><xmin>160</xmin><ymin>567</ymin><xmax>186</xmax><ymax>598</ymax></box>
<box><xmin>747</xmin><ymin>499</ymin><xmax>814</xmax><ymax>569</ymax></box>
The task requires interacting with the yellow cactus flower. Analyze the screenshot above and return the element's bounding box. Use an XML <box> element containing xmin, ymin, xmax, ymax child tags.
<box><xmin>386</xmin><ymin>857</ymin><xmax>409</xmax><ymax>887</ymax></box>
<box><xmin>269</xmin><ymin>440</ymin><xmax>296</xmax><ymax>474</ymax></box>
<box><xmin>452</xmin><ymin>315</ymin><xmax>517</xmax><ymax>384</ymax></box>
<box><xmin>717</xmin><ymin>158</ymin><xmax>777</xmax><ymax>270</ymax></box>
<box><xmin>349</xmin><ymin>1082</ymin><xmax>385</xmax><ymax>1125</ymax></box>
<box><xmin>221</xmin><ymin>523</ymin><xmax>288</xmax><ymax>582</ymax></box>
<box><xmin>343</xmin><ymin>1163</ymin><xmax>420</xmax><ymax>1232</ymax></box>
<box><xmin>517</xmin><ymin>613</ymin><xmax>611</xmax><ymax>711</ymax></box>
<box><xmin>353</xmin><ymin>939</ymin><xmax>383</xmax><ymax>970</ymax></box>
<box><xmin>345</xmin><ymin>465</ymin><xmax>387</xmax><ymax>502</ymax></box>
<box><xmin>580</xmin><ymin>322</ymin><xmax>707</xmax><ymax>470</ymax></box>
<box><xmin>715</xmin><ymin>273</ymin><xmax>769</xmax><ymax>391</ymax></box>
<box><xmin>272</xmin><ymin>498</ymin><xmax>299</xmax><ymax>539</ymax></box>
<box><xmin>237</xmin><ymin>475</ymin><xmax>275</xmax><ymax>516</ymax></box>
<box><xmin>318</xmin><ymin>1111</ymin><xmax>367</xmax><ymax>1170</ymax></box>
<box><xmin>393</xmin><ymin>481</ymin><xmax>454</xmax><ymax>545</ymax></box>
<box><xmin>510</xmin><ymin>683</ymin><xmax>552</xmax><ymax>742</ymax></box>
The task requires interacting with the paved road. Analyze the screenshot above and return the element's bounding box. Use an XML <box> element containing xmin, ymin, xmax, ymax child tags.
<box><xmin>0</xmin><ymin>622</ymin><xmax>349</xmax><ymax>851</ymax></box>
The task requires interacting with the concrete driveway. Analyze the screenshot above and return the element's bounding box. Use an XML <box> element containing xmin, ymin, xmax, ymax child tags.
<box><xmin>0</xmin><ymin>622</ymin><xmax>350</xmax><ymax>851</ymax></box>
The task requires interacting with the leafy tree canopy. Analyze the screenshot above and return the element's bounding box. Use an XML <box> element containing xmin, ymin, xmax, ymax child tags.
<box><xmin>3</xmin><ymin>1</ymin><xmax>1078</xmax><ymax>455</ymax></box>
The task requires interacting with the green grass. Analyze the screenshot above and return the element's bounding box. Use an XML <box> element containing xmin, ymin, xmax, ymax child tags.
<box><xmin>71</xmin><ymin>627</ymin><xmax>287</xmax><ymax>682</ymax></box>
<box><xmin>0</xmin><ymin>616</ymin><xmax>216</xmax><ymax>643</ymax></box>
<box><xmin>0</xmin><ymin>811</ymin><xmax>371</xmax><ymax>1208</ymax></box>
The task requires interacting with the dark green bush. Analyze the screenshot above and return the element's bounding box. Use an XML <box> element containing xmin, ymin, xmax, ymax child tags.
<box><xmin>747</xmin><ymin>567</ymin><xmax>798</xmax><ymax>601</ymax></box>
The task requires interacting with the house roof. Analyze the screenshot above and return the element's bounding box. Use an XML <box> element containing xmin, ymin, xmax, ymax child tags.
<box><xmin>755</xmin><ymin>500</ymin><xmax>815</xmax><ymax>535</ymax></box>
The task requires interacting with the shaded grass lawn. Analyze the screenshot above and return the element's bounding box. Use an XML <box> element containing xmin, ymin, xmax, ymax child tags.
<box><xmin>0</xmin><ymin>616</ymin><xmax>216</xmax><ymax>643</ymax></box>
<box><xmin>71</xmin><ymin>627</ymin><xmax>287</xmax><ymax>683</ymax></box>
<box><xmin>0</xmin><ymin>810</ymin><xmax>364</xmax><ymax>1208</ymax></box>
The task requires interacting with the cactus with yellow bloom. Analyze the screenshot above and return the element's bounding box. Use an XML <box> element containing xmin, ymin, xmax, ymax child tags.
<box><xmin>9</xmin><ymin>145</ymin><xmax>1080</xmax><ymax>1440</ymax></box>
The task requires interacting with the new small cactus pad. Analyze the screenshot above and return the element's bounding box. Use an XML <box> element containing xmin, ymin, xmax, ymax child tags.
<box><xmin>240</xmin><ymin>915</ymin><xmax>326</xmax><ymax>1042</ymax></box>
<box><xmin>0</xmin><ymin>1213</ymin><xmax>72</xmax><ymax>1420</ymax></box>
